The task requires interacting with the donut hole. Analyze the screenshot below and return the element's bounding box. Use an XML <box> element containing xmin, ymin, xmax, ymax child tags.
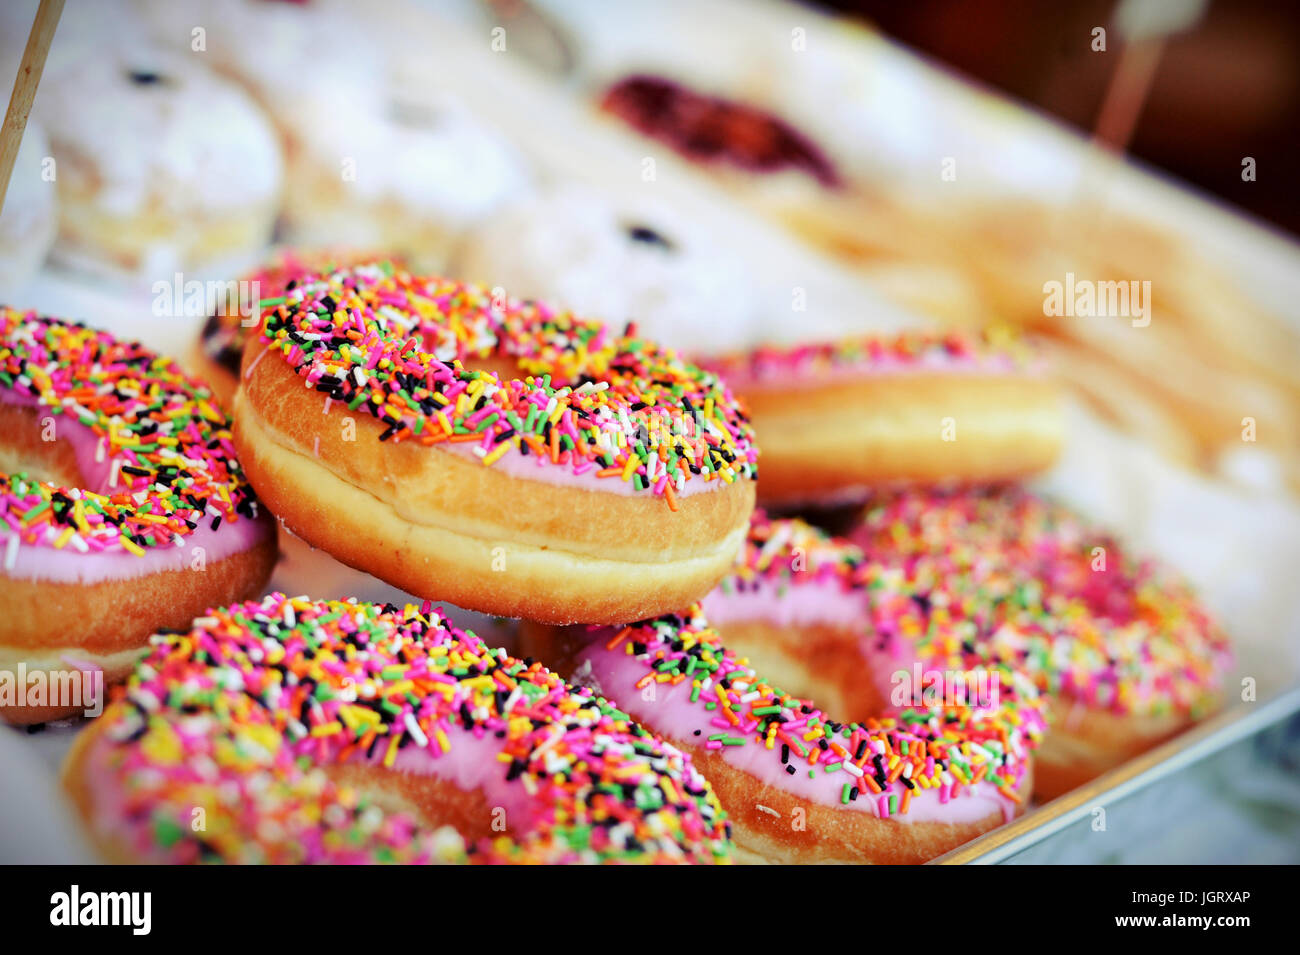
<box><xmin>0</xmin><ymin>402</ymin><xmax>88</xmax><ymax>489</ymax></box>
<box><xmin>324</xmin><ymin>764</ymin><xmax>524</xmax><ymax>850</ymax></box>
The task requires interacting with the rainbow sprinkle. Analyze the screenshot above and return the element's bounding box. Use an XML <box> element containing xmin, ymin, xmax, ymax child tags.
<box><xmin>851</xmin><ymin>487</ymin><xmax>1232</xmax><ymax>717</ymax></box>
<box><xmin>82</xmin><ymin>594</ymin><xmax>734</xmax><ymax>864</ymax></box>
<box><xmin>0</xmin><ymin>310</ymin><xmax>261</xmax><ymax>559</ymax></box>
<box><xmin>589</xmin><ymin>603</ymin><xmax>1044</xmax><ymax>816</ymax></box>
<box><xmin>256</xmin><ymin>265</ymin><xmax>757</xmax><ymax>502</ymax></box>
<box><xmin>199</xmin><ymin>249</ymin><xmax>398</xmax><ymax>376</ymax></box>
<box><xmin>699</xmin><ymin>327</ymin><xmax>1035</xmax><ymax>385</ymax></box>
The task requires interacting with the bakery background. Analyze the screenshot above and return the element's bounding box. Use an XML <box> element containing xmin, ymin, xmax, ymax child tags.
<box><xmin>0</xmin><ymin>0</ymin><xmax>1297</xmax><ymax>863</ymax></box>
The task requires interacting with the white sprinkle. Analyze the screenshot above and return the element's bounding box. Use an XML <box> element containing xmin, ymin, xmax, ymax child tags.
<box><xmin>108</xmin><ymin>459</ymin><xmax>121</xmax><ymax>488</ymax></box>
<box><xmin>404</xmin><ymin>713</ymin><xmax>429</xmax><ymax>748</ymax></box>
<box><xmin>3</xmin><ymin>534</ymin><xmax>17</xmax><ymax>571</ymax></box>
<box><xmin>755</xmin><ymin>804</ymin><xmax>781</xmax><ymax>818</ymax></box>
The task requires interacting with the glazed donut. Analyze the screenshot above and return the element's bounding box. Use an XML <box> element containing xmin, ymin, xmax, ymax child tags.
<box><xmin>63</xmin><ymin>593</ymin><xmax>732</xmax><ymax>864</ymax></box>
<box><xmin>698</xmin><ymin>329</ymin><xmax>1064</xmax><ymax>505</ymax></box>
<box><xmin>0</xmin><ymin>310</ymin><xmax>277</xmax><ymax>724</ymax></box>
<box><xmin>36</xmin><ymin>44</ymin><xmax>282</xmax><ymax>275</ymax></box>
<box><xmin>0</xmin><ymin>121</ymin><xmax>57</xmax><ymax>295</ymax></box>
<box><xmin>191</xmin><ymin>249</ymin><xmax>399</xmax><ymax>407</ymax></box>
<box><xmin>848</xmin><ymin>486</ymin><xmax>1233</xmax><ymax>799</ymax></box>
<box><xmin>232</xmin><ymin>265</ymin><xmax>757</xmax><ymax>623</ymax></box>
<box><xmin>521</xmin><ymin>601</ymin><xmax>1043</xmax><ymax>864</ymax></box>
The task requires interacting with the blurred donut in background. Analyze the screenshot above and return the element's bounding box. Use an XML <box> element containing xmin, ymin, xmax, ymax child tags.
<box><xmin>34</xmin><ymin>42</ymin><xmax>282</xmax><ymax>277</ymax></box>
<box><xmin>137</xmin><ymin>0</ymin><xmax>532</xmax><ymax>271</ymax></box>
<box><xmin>454</xmin><ymin>186</ymin><xmax>758</xmax><ymax>355</ymax></box>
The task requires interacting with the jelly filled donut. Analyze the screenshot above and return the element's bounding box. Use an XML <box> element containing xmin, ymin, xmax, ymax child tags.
<box><xmin>37</xmin><ymin>45</ymin><xmax>282</xmax><ymax>275</ymax></box>
<box><xmin>63</xmin><ymin>593</ymin><xmax>733</xmax><ymax>864</ymax></box>
<box><xmin>521</xmin><ymin>602</ymin><xmax>1043</xmax><ymax>864</ymax></box>
<box><xmin>233</xmin><ymin>264</ymin><xmax>757</xmax><ymax>623</ymax></box>
<box><xmin>699</xmin><ymin>329</ymin><xmax>1063</xmax><ymax>506</ymax></box>
<box><xmin>0</xmin><ymin>310</ymin><xmax>276</xmax><ymax>724</ymax></box>
<box><xmin>849</xmin><ymin>487</ymin><xmax>1233</xmax><ymax>799</ymax></box>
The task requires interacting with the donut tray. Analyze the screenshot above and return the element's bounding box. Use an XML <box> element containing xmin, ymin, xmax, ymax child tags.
<box><xmin>933</xmin><ymin>688</ymin><xmax>1300</xmax><ymax>864</ymax></box>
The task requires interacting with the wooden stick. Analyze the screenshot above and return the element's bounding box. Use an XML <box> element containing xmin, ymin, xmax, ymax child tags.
<box><xmin>0</xmin><ymin>0</ymin><xmax>64</xmax><ymax>217</ymax></box>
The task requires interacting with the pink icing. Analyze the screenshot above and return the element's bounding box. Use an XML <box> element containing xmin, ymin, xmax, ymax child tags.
<box><xmin>0</xmin><ymin>391</ymin><xmax>269</xmax><ymax>584</ymax></box>
<box><xmin>572</xmin><ymin>636</ymin><xmax>1018</xmax><ymax>825</ymax></box>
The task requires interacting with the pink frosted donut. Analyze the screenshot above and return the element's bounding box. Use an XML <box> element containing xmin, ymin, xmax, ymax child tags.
<box><xmin>232</xmin><ymin>265</ymin><xmax>757</xmax><ymax>624</ymax></box>
<box><xmin>62</xmin><ymin>593</ymin><xmax>733</xmax><ymax>864</ymax></box>
<box><xmin>849</xmin><ymin>486</ymin><xmax>1233</xmax><ymax>798</ymax></box>
<box><xmin>0</xmin><ymin>310</ymin><xmax>276</xmax><ymax>724</ymax></box>
<box><xmin>522</xmin><ymin>585</ymin><xmax>1045</xmax><ymax>863</ymax></box>
<box><xmin>698</xmin><ymin>329</ymin><xmax>1063</xmax><ymax>506</ymax></box>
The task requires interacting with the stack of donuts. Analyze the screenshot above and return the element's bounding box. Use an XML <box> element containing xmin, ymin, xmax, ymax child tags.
<box><xmin>0</xmin><ymin>250</ymin><xmax>1231</xmax><ymax>864</ymax></box>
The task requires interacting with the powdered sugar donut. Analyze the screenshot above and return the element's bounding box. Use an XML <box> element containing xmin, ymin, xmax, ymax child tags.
<box><xmin>699</xmin><ymin>329</ymin><xmax>1064</xmax><ymax>505</ymax></box>
<box><xmin>63</xmin><ymin>593</ymin><xmax>733</xmax><ymax>864</ymax></box>
<box><xmin>35</xmin><ymin>43</ymin><xmax>282</xmax><ymax>276</ymax></box>
<box><xmin>0</xmin><ymin>310</ymin><xmax>277</xmax><ymax>724</ymax></box>
<box><xmin>149</xmin><ymin>0</ymin><xmax>530</xmax><ymax>269</ymax></box>
<box><xmin>454</xmin><ymin>187</ymin><xmax>758</xmax><ymax>355</ymax></box>
<box><xmin>849</xmin><ymin>487</ymin><xmax>1233</xmax><ymax>799</ymax></box>
<box><xmin>0</xmin><ymin>122</ymin><xmax>57</xmax><ymax>294</ymax></box>
<box><xmin>233</xmin><ymin>265</ymin><xmax>757</xmax><ymax>623</ymax></box>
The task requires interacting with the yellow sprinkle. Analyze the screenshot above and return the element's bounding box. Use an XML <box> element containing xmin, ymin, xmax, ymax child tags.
<box><xmin>119</xmin><ymin>536</ymin><xmax>145</xmax><ymax>557</ymax></box>
<box><xmin>310</xmin><ymin>721</ymin><xmax>343</xmax><ymax>737</ymax></box>
<box><xmin>621</xmin><ymin>454</ymin><xmax>639</xmax><ymax>482</ymax></box>
<box><xmin>481</xmin><ymin>441</ymin><xmax>512</xmax><ymax>467</ymax></box>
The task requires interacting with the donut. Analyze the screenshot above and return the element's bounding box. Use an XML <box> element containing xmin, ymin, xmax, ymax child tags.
<box><xmin>36</xmin><ymin>43</ymin><xmax>282</xmax><ymax>275</ymax></box>
<box><xmin>62</xmin><ymin>592</ymin><xmax>733</xmax><ymax>864</ymax></box>
<box><xmin>698</xmin><ymin>329</ymin><xmax>1064</xmax><ymax>505</ymax></box>
<box><xmin>520</xmin><ymin>600</ymin><xmax>1044</xmax><ymax>864</ymax></box>
<box><xmin>453</xmin><ymin>186</ymin><xmax>759</xmax><ymax>355</ymax></box>
<box><xmin>148</xmin><ymin>0</ymin><xmax>530</xmax><ymax>269</ymax></box>
<box><xmin>0</xmin><ymin>310</ymin><xmax>277</xmax><ymax>724</ymax></box>
<box><xmin>191</xmin><ymin>249</ymin><xmax>399</xmax><ymax>407</ymax></box>
<box><xmin>848</xmin><ymin>486</ymin><xmax>1233</xmax><ymax>799</ymax></box>
<box><xmin>232</xmin><ymin>264</ymin><xmax>758</xmax><ymax>623</ymax></box>
<box><xmin>0</xmin><ymin>121</ymin><xmax>57</xmax><ymax>295</ymax></box>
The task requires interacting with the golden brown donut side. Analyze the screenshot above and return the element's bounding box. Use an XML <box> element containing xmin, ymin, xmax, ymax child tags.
<box><xmin>742</xmin><ymin>373</ymin><xmax>1062</xmax><ymax>504</ymax></box>
<box><xmin>0</xmin><ymin>536</ymin><xmax>277</xmax><ymax>725</ymax></box>
<box><xmin>234</xmin><ymin>346</ymin><xmax>754</xmax><ymax>622</ymax></box>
